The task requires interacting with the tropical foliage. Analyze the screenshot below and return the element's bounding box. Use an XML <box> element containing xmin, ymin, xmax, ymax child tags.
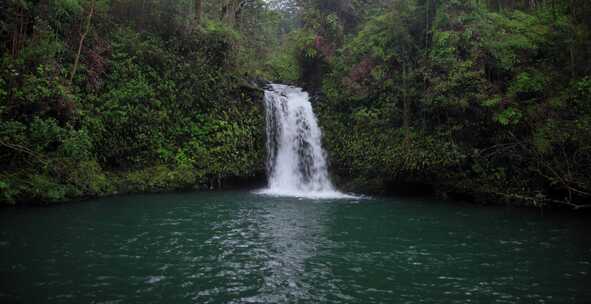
<box><xmin>1</xmin><ymin>0</ymin><xmax>590</xmax><ymax>209</ymax></box>
<box><xmin>0</xmin><ymin>0</ymin><xmax>275</xmax><ymax>204</ymax></box>
<box><xmin>294</xmin><ymin>0</ymin><xmax>591</xmax><ymax>208</ymax></box>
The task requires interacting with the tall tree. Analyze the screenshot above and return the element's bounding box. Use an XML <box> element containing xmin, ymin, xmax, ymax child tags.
<box><xmin>194</xmin><ymin>0</ymin><xmax>203</xmax><ymax>28</ymax></box>
<box><xmin>69</xmin><ymin>0</ymin><xmax>96</xmax><ymax>85</ymax></box>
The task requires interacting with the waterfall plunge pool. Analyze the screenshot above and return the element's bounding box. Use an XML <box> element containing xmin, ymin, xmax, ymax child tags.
<box><xmin>1</xmin><ymin>191</ymin><xmax>590</xmax><ymax>303</ymax></box>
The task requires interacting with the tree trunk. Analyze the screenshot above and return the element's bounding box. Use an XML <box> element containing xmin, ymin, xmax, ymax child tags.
<box><xmin>425</xmin><ymin>0</ymin><xmax>430</xmax><ymax>49</ymax></box>
<box><xmin>11</xmin><ymin>5</ymin><xmax>25</xmax><ymax>58</ymax></box>
<box><xmin>194</xmin><ymin>0</ymin><xmax>203</xmax><ymax>29</ymax></box>
<box><xmin>38</xmin><ymin>0</ymin><xmax>50</xmax><ymax>21</ymax></box>
<box><xmin>139</xmin><ymin>0</ymin><xmax>146</xmax><ymax>30</ymax></box>
<box><xmin>69</xmin><ymin>0</ymin><xmax>96</xmax><ymax>85</ymax></box>
<box><xmin>221</xmin><ymin>0</ymin><xmax>231</xmax><ymax>23</ymax></box>
<box><xmin>570</xmin><ymin>45</ymin><xmax>576</xmax><ymax>78</ymax></box>
<box><xmin>569</xmin><ymin>0</ymin><xmax>577</xmax><ymax>78</ymax></box>
<box><xmin>221</xmin><ymin>0</ymin><xmax>241</xmax><ymax>27</ymax></box>
<box><xmin>402</xmin><ymin>63</ymin><xmax>411</xmax><ymax>135</ymax></box>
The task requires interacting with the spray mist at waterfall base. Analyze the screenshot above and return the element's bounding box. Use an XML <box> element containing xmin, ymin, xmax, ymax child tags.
<box><xmin>256</xmin><ymin>84</ymin><xmax>357</xmax><ymax>200</ymax></box>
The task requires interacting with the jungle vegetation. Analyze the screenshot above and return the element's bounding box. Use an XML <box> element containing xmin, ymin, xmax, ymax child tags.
<box><xmin>1</xmin><ymin>0</ymin><xmax>590</xmax><ymax>209</ymax></box>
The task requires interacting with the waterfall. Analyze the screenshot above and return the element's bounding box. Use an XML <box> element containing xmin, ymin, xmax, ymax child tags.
<box><xmin>258</xmin><ymin>84</ymin><xmax>350</xmax><ymax>199</ymax></box>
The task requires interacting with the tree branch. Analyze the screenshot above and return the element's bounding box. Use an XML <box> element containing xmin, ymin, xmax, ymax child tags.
<box><xmin>69</xmin><ymin>0</ymin><xmax>96</xmax><ymax>85</ymax></box>
<box><xmin>494</xmin><ymin>191</ymin><xmax>591</xmax><ymax>210</ymax></box>
<box><xmin>0</xmin><ymin>140</ymin><xmax>47</xmax><ymax>165</ymax></box>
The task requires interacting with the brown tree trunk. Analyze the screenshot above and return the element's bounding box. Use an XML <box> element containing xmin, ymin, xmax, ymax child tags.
<box><xmin>11</xmin><ymin>5</ymin><xmax>25</xmax><ymax>58</ymax></box>
<box><xmin>194</xmin><ymin>0</ymin><xmax>203</xmax><ymax>28</ymax></box>
<box><xmin>11</xmin><ymin>24</ymin><xmax>18</xmax><ymax>58</ymax></box>
<box><xmin>69</xmin><ymin>0</ymin><xmax>96</xmax><ymax>85</ymax></box>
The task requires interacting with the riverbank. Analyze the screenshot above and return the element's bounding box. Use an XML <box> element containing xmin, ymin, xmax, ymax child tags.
<box><xmin>1</xmin><ymin>165</ymin><xmax>267</xmax><ymax>206</ymax></box>
<box><xmin>330</xmin><ymin>173</ymin><xmax>591</xmax><ymax>211</ymax></box>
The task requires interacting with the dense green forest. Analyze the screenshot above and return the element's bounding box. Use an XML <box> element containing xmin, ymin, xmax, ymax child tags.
<box><xmin>1</xmin><ymin>0</ymin><xmax>590</xmax><ymax>209</ymax></box>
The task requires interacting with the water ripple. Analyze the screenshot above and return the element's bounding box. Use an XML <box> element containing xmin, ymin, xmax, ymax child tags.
<box><xmin>0</xmin><ymin>192</ymin><xmax>590</xmax><ymax>303</ymax></box>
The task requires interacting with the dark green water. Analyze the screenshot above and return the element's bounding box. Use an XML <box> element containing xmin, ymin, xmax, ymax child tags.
<box><xmin>1</xmin><ymin>192</ymin><xmax>590</xmax><ymax>303</ymax></box>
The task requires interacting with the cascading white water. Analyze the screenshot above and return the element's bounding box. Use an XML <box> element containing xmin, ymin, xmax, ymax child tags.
<box><xmin>258</xmin><ymin>84</ymin><xmax>351</xmax><ymax>199</ymax></box>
